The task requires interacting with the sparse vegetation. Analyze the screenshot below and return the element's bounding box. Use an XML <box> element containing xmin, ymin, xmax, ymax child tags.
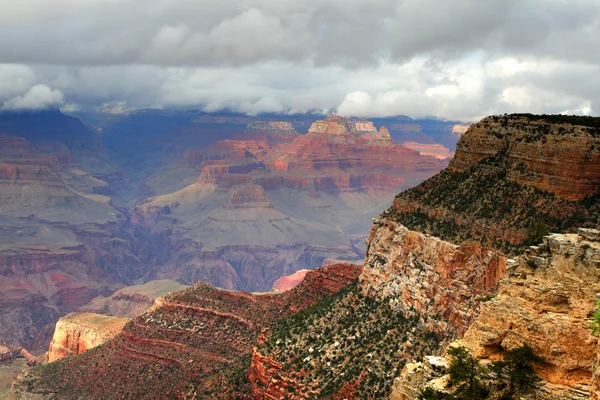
<box><xmin>418</xmin><ymin>345</ymin><xmax>544</xmax><ymax>399</ymax></box>
<box><xmin>261</xmin><ymin>283</ymin><xmax>446</xmax><ymax>398</ymax></box>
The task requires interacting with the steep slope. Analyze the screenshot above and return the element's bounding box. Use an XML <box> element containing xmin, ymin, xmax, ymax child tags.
<box><xmin>47</xmin><ymin>313</ymin><xmax>129</xmax><ymax>363</ymax></box>
<box><xmin>11</xmin><ymin>264</ymin><xmax>362</xmax><ymax>399</ymax></box>
<box><xmin>388</xmin><ymin>114</ymin><xmax>600</xmax><ymax>254</ymax></box>
<box><xmin>250</xmin><ymin>222</ymin><xmax>506</xmax><ymax>399</ymax></box>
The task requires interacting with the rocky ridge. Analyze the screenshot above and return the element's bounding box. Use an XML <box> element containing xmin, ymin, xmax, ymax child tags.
<box><xmin>10</xmin><ymin>264</ymin><xmax>362</xmax><ymax>399</ymax></box>
<box><xmin>249</xmin><ymin>221</ymin><xmax>506</xmax><ymax>398</ymax></box>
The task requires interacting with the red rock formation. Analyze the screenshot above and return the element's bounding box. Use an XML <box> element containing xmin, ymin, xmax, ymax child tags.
<box><xmin>462</xmin><ymin>230</ymin><xmax>600</xmax><ymax>398</ymax></box>
<box><xmin>450</xmin><ymin>115</ymin><xmax>600</xmax><ymax>200</ymax></box>
<box><xmin>271</xmin><ymin>269</ymin><xmax>309</xmax><ymax>292</ymax></box>
<box><xmin>248</xmin><ymin>350</ymin><xmax>309</xmax><ymax>399</ymax></box>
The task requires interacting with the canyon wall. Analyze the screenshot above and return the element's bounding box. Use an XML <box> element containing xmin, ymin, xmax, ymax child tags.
<box><xmin>390</xmin><ymin>114</ymin><xmax>600</xmax><ymax>254</ymax></box>
<box><xmin>449</xmin><ymin>115</ymin><xmax>600</xmax><ymax>200</ymax></box>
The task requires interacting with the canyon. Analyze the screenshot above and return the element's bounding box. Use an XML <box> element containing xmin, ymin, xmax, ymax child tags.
<box><xmin>0</xmin><ymin>110</ymin><xmax>448</xmax><ymax>360</ymax></box>
<box><xmin>11</xmin><ymin>112</ymin><xmax>600</xmax><ymax>399</ymax></box>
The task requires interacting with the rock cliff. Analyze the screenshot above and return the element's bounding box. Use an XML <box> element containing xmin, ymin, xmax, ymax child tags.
<box><xmin>450</xmin><ymin>115</ymin><xmax>600</xmax><ymax>200</ymax></box>
<box><xmin>389</xmin><ymin>114</ymin><xmax>600</xmax><ymax>254</ymax></box>
<box><xmin>47</xmin><ymin>313</ymin><xmax>129</xmax><ymax>363</ymax></box>
<box><xmin>392</xmin><ymin>228</ymin><xmax>600</xmax><ymax>399</ymax></box>
<box><xmin>250</xmin><ymin>222</ymin><xmax>506</xmax><ymax>398</ymax></box>
<box><xmin>362</xmin><ymin>219</ymin><xmax>506</xmax><ymax>336</ymax></box>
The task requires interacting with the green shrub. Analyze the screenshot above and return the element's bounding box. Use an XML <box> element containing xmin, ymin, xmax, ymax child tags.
<box><xmin>525</xmin><ymin>223</ymin><xmax>551</xmax><ymax>246</ymax></box>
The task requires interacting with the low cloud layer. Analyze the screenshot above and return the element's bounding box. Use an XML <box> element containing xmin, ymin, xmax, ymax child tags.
<box><xmin>0</xmin><ymin>0</ymin><xmax>598</xmax><ymax>120</ymax></box>
<box><xmin>2</xmin><ymin>84</ymin><xmax>64</xmax><ymax>110</ymax></box>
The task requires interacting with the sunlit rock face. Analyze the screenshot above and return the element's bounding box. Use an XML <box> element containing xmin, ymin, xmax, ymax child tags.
<box><xmin>47</xmin><ymin>313</ymin><xmax>129</xmax><ymax>363</ymax></box>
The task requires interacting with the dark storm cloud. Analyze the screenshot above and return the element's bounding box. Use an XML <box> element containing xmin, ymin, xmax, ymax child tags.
<box><xmin>0</xmin><ymin>0</ymin><xmax>599</xmax><ymax>119</ymax></box>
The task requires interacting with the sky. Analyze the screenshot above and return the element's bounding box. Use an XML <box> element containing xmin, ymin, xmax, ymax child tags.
<box><xmin>0</xmin><ymin>0</ymin><xmax>599</xmax><ymax>121</ymax></box>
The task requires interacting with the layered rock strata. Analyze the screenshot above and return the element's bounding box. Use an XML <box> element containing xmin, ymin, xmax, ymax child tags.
<box><xmin>450</xmin><ymin>115</ymin><xmax>600</xmax><ymax>200</ymax></box>
<box><xmin>47</xmin><ymin>313</ymin><xmax>129</xmax><ymax>363</ymax></box>
<box><xmin>250</xmin><ymin>223</ymin><xmax>506</xmax><ymax>398</ymax></box>
<box><xmin>11</xmin><ymin>264</ymin><xmax>362</xmax><ymax>399</ymax></box>
<box><xmin>390</xmin><ymin>114</ymin><xmax>600</xmax><ymax>254</ymax></box>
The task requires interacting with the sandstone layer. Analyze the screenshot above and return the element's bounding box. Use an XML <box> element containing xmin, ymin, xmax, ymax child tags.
<box><xmin>47</xmin><ymin>313</ymin><xmax>129</xmax><ymax>363</ymax></box>
<box><xmin>450</xmin><ymin>115</ymin><xmax>600</xmax><ymax>200</ymax></box>
<box><xmin>362</xmin><ymin>219</ymin><xmax>506</xmax><ymax>336</ymax></box>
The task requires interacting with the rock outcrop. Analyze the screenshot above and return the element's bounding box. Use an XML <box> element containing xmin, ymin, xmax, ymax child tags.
<box><xmin>271</xmin><ymin>269</ymin><xmax>309</xmax><ymax>291</ymax></box>
<box><xmin>462</xmin><ymin>229</ymin><xmax>600</xmax><ymax>399</ymax></box>
<box><xmin>362</xmin><ymin>219</ymin><xmax>506</xmax><ymax>336</ymax></box>
<box><xmin>47</xmin><ymin>313</ymin><xmax>129</xmax><ymax>363</ymax></box>
<box><xmin>249</xmin><ymin>222</ymin><xmax>506</xmax><ymax>398</ymax></box>
<box><xmin>449</xmin><ymin>115</ymin><xmax>600</xmax><ymax>200</ymax></box>
<box><xmin>393</xmin><ymin>228</ymin><xmax>600</xmax><ymax>399</ymax></box>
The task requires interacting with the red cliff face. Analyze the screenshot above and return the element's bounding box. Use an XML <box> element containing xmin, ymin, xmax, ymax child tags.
<box><xmin>261</xmin><ymin>117</ymin><xmax>447</xmax><ymax>193</ymax></box>
<box><xmin>450</xmin><ymin>115</ymin><xmax>600</xmax><ymax>200</ymax></box>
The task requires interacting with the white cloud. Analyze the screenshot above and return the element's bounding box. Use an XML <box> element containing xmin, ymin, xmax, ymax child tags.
<box><xmin>0</xmin><ymin>1</ymin><xmax>598</xmax><ymax>119</ymax></box>
<box><xmin>2</xmin><ymin>84</ymin><xmax>64</xmax><ymax>110</ymax></box>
